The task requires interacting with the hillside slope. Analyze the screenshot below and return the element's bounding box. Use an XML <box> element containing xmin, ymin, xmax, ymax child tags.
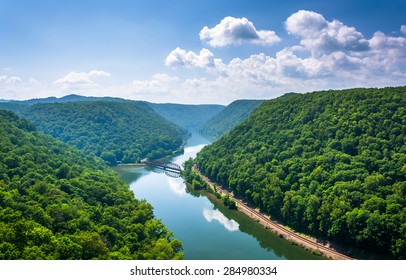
<box><xmin>198</xmin><ymin>100</ymin><xmax>263</xmax><ymax>140</ymax></box>
<box><xmin>0</xmin><ymin>110</ymin><xmax>182</xmax><ymax>259</ymax></box>
<box><xmin>195</xmin><ymin>86</ymin><xmax>406</xmax><ymax>259</ymax></box>
<box><xmin>18</xmin><ymin>101</ymin><xmax>187</xmax><ymax>165</ymax></box>
<box><xmin>148</xmin><ymin>103</ymin><xmax>224</xmax><ymax>131</ymax></box>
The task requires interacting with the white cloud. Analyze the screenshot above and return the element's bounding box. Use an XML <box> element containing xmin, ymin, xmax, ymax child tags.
<box><xmin>285</xmin><ymin>10</ymin><xmax>327</xmax><ymax>37</ymax></box>
<box><xmin>0</xmin><ymin>75</ymin><xmax>22</xmax><ymax>85</ymax></box>
<box><xmin>53</xmin><ymin>70</ymin><xmax>110</xmax><ymax>86</ymax></box>
<box><xmin>285</xmin><ymin>10</ymin><xmax>370</xmax><ymax>56</ymax></box>
<box><xmin>0</xmin><ymin>75</ymin><xmax>48</xmax><ymax>100</ymax></box>
<box><xmin>165</xmin><ymin>47</ymin><xmax>215</xmax><ymax>68</ymax></box>
<box><xmin>199</xmin><ymin>16</ymin><xmax>280</xmax><ymax>47</ymax></box>
<box><xmin>369</xmin><ymin>31</ymin><xmax>406</xmax><ymax>50</ymax></box>
<box><xmin>51</xmin><ymin>70</ymin><xmax>111</xmax><ymax>96</ymax></box>
<box><xmin>275</xmin><ymin>48</ymin><xmax>325</xmax><ymax>78</ymax></box>
<box><xmin>2</xmin><ymin>12</ymin><xmax>405</xmax><ymax>105</ymax></box>
<box><xmin>163</xmin><ymin>11</ymin><xmax>406</xmax><ymax>104</ymax></box>
<box><xmin>366</xmin><ymin>31</ymin><xmax>406</xmax><ymax>78</ymax></box>
<box><xmin>131</xmin><ymin>73</ymin><xmax>179</xmax><ymax>94</ymax></box>
<box><xmin>134</xmin><ymin>73</ymin><xmax>178</xmax><ymax>92</ymax></box>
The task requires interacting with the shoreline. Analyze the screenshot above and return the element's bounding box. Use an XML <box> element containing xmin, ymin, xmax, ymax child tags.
<box><xmin>192</xmin><ymin>166</ymin><xmax>354</xmax><ymax>260</ymax></box>
<box><xmin>116</xmin><ymin>163</ymin><xmax>146</xmax><ymax>168</ymax></box>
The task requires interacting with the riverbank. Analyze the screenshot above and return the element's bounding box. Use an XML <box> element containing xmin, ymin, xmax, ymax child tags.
<box><xmin>192</xmin><ymin>166</ymin><xmax>354</xmax><ymax>260</ymax></box>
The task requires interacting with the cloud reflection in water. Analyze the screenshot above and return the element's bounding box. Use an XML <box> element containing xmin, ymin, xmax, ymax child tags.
<box><xmin>203</xmin><ymin>208</ymin><xmax>239</xmax><ymax>232</ymax></box>
<box><xmin>167</xmin><ymin>177</ymin><xmax>186</xmax><ymax>196</ymax></box>
<box><xmin>184</xmin><ymin>144</ymin><xmax>206</xmax><ymax>155</ymax></box>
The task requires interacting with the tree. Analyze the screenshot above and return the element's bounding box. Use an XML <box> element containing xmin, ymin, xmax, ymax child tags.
<box><xmin>100</xmin><ymin>151</ymin><xmax>117</xmax><ymax>166</ymax></box>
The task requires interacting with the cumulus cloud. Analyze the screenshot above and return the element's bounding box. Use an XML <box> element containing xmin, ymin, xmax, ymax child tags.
<box><xmin>366</xmin><ymin>30</ymin><xmax>406</xmax><ymax>77</ymax></box>
<box><xmin>163</xmin><ymin>11</ymin><xmax>406</xmax><ymax>104</ymax></box>
<box><xmin>285</xmin><ymin>10</ymin><xmax>370</xmax><ymax>56</ymax></box>
<box><xmin>3</xmin><ymin>12</ymin><xmax>405</xmax><ymax>104</ymax></box>
<box><xmin>369</xmin><ymin>31</ymin><xmax>406</xmax><ymax>50</ymax></box>
<box><xmin>199</xmin><ymin>16</ymin><xmax>280</xmax><ymax>47</ymax></box>
<box><xmin>0</xmin><ymin>75</ymin><xmax>48</xmax><ymax>100</ymax></box>
<box><xmin>131</xmin><ymin>73</ymin><xmax>179</xmax><ymax>94</ymax></box>
<box><xmin>53</xmin><ymin>70</ymin><xmax>110</xmax><ymax>86</ymax></box>
<box><xmin>0</xmin><ymin>75</ymin><xmax>22</xmax><ymax>85</ymax></box>
<box><xmin>50</xmin><ymin>70</ymin><xmax>112</xmax><ymax>97</ymax></box>
<box><xmin>165</xmin><ymin>47</ymin><xmax>216</xmax><ymax>68</ymax></box>
<box><xmin>285</xmin><ymin>10</ymin><xmax>327</xmax><ymax>37</ymax></box>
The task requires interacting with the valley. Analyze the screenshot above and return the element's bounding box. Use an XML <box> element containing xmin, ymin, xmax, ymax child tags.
<box><xmin>1</xmin><ymin>86</ymin><xmax>405</xmax><ymax>260</ymax></box>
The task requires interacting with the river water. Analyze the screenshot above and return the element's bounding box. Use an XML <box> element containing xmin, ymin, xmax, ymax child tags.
<box><xmin>116</xmin><ymin>133</ymin><xmax>323</xmax><ymax>260</ymax></box>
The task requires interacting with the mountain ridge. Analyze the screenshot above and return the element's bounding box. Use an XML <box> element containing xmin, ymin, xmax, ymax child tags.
<box><xmin>195</xmin><ymin>86</ymin><xmax>406</xmax><ymax>259</ymax></box>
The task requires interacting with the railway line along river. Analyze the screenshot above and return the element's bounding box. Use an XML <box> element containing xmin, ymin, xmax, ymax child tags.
<box><xmin>115</xmin><ymin>133</ymin><xmax>324</xmax><ymax>260</ymax></box>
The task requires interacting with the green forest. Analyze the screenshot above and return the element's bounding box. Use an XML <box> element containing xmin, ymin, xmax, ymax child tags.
<box><xmin>148</xmin><ymin>102</ymin><xmax>224</xmax><ymax>131</ymax></box>
<box><xmin>0</xmin><ymin>110</ymin><xmax>183</xmax><ymax>259</ymax></box>
<box><xmin>198</xmin><ymin>100</ymin><xmax>263</xmax><ymax>140</ymax></box>
<box><xmin>195</xmin><ymin>86</ymin><xmax>406</xmax><ymax>259</ymax></box>
<box><xmin>9</xmin><ymin>101</ymin><xmax>188</xmax><ymax>165</ymax></box>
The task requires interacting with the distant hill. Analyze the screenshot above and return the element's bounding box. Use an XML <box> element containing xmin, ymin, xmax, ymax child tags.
<box><xmin>2</xmin><ymin>94</ymin><xmax>127</xmax><ymax>105</ymax></box>
<box><xmin>1</xmin><ymin>95</ymin><xmax>225</xmax><ymax>133</ymax></box>
<box><xmin>0</xmin><ymin>109</ymin><xmax>183</xmax><ymax>259</ymax></box>
<box><xmin>148</xmin><ymin>103</ymin><xmax>224</xmax><ymax>131</ymax></box>
<box><xmin>198</xmin><ymin>99</ymin><xmax>263</xmax><ymax>141</ymax></box>
<box><xmin>17</xmin><ymin>101</ymin><xmax>188</xmax><ymax>165</ymax></box>
<box><xmin>195</xmin><ymin>86</ymin><xmax>406</xmax><ymax>259</ymax></box>
<box><xmin>0</xmin><ymin>102</ymin><xmax>29</xmax><ymax>115</ymax></box>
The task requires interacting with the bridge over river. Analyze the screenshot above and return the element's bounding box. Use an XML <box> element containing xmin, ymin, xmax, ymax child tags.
<box><xmin>145</xmin><ymin>162</ymin><xmax>183</xmax><ymax>175</ymax></box>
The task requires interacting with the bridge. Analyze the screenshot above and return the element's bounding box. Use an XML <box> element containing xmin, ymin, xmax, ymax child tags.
<box><xmin>145</xmin><ymin>162</ymin><xmax>182</xmax><ymax>174</ymax></box>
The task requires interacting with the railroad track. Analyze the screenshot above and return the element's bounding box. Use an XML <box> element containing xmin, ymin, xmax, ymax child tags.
<box><xmin>194</xmin><ymin>166</ymin><xmax>354</xmax><ymax>260</ymax></box>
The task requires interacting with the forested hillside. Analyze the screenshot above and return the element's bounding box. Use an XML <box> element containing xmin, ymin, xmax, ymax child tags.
<box><xmin>0</xmin><ymin>94</ymin><xmax>126</xmax><ymax>105</ymax></box>
<box><xmin>0</xmin><ymin>110</ymin><xmax>183</xmax><ymax>259</ymax></box>
<box><xmin>195</xmin><ymin>86</ymin><xmax>406</xmax><ymax>259</ymax></box>
<box><xmin>198</xmin><ymin>100</ymin><xmax>263</xmax><ymax>140</ymax></box>
<box><xmin>0</xmin><ymin>102</ymin><xmax>29</xmax><ymax>116</ymax></box>
<box><xmin>148</xmin><ymin>103</ymin><xmax>224</xmax><ymax>131</ymax></box>
<box><xmin>16</xmin><ymin>101</ymin><xmax>188</xmax><ymax>165</ymax></box>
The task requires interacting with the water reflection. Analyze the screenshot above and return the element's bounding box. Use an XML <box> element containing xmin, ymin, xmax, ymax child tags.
<box><xmin>183</xmin><ymin>144</ymin><xmax>207</xmax><ymax>155</ymax></box>
<box><xmin>203</xmin><ymin>208</ymin><xmax>239</xmax><ymax>232</ymax></box>
<box><xmin>149</xmin><ymin>166</ymin><xmax>181</xmax><ymax>178</ymax></box>
<box><xmin>167</xmin><ymin>177</ymin><xmax>186</xmax><ymax>196</ymax></box>
<box><xmin>116</xmin><ymin>133</ymin><xmax>325</xmax><ymax>259</ymax></box>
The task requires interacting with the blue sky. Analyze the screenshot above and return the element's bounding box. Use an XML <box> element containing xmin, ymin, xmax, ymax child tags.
<box><xmin>0</xmin><ymin>0</ymin><xmax>405</xmax><ymax>104</ymax></box>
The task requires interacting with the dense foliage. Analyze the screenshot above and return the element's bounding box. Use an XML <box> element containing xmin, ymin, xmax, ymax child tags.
<box><xmin>0</xmin><ymin>102</ymin><xmax>28</xmax><ymax>115</ymax></box>
<box><xmin>182</xmin><ymin>158</ymin><xmax>209</xmax><ymax>191</ymax></box>
<box><xmin>183</xmin><ymin>158</ymin><xmax>237</xmax><ymax>210</ymax></box>
<box><xmin>17</xmin><ymin>101</ymin><xmax>188</xmax><ymax>165</ymax></box>
<box><xmin>0</xmin><ymin>110</ymin><xmax>183</xmax><ymax>259</ymax></box>
<box><xmin>148</xmin><ymin>103</ymin><xmax>224</xmax><ymax>131</ymax></box>
<box><xmin>195</xmin><ymin>87</ymin><xmax>406</xmax><ymax>259</ymax></box>
<box><xmin>198</xmin><ymin>100</ymin><xmax>263</xmax><ymax>140</ymax></box>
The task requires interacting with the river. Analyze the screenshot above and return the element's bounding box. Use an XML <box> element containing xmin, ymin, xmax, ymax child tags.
<box><xmin>115</xmin><ymin>133</ymin><xmax>324</xmax><ymax>260</ymax></box>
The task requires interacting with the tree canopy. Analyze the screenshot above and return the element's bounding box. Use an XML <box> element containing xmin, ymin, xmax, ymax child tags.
<box><xmin>198</xmin><ymin>99</ymin><xmax>263</xmax><ymax>141</ymax></box>
<box><xmin>0</xmin><ymin>110</ymin><xmax>183</xmax><ymax>259</ymax></box>
<box><xmin>14</xmin><ymin>101</ymin><xmax>188</xmax><ymax>165</ymax></box>
<box><xmin>148</xmin><ymin>103</ymin><xmax>224</xmax><ymax>131</ymax></box>
<box><xmin>195</xmin><ymin>86</ymin><xmax>406</xmax><ymax>259</ymax></box>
